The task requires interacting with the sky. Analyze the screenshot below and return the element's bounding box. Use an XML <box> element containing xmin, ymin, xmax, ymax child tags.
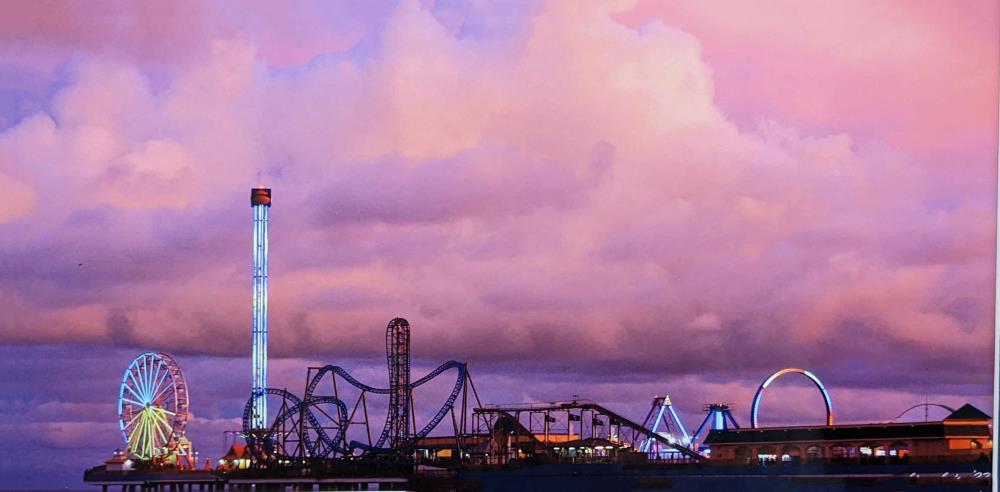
<box><xmin>0</xmin><ymin>0</ymin><xmax>997</xmax><ymax>488</ymax></box>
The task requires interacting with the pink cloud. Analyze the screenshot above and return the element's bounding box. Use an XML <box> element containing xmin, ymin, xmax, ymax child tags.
<box><xmin>0</xmin><ymin>0</ymin><xmax>991</xmax><ymax>365</ymax></box>
<box><xmin>616</xmin><ymin>0</ymin><xmax>999</xmax><ymax>170</ymax></box>
<box><xmin>0</xmin><ymin>6</ymin><xmax>993</xmax><ymax>479</ymax></box>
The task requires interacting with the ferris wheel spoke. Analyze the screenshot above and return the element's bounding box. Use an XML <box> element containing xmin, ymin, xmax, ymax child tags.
<box><xmin>151</xmin><ymin>413</ymin><xmax>169</xmax><ymax>445</ymax></box>
<box><xmin>125</xmin><ymin>411</ymin><xmax>143</xmax><ymax>429</ymax></box>
<box><xmin>150</xmin><ymin>359</ymin><xmax>170</xmax><ymax>398</ymax></box>
<box><xmin>137</xmin><ymin>358</ymin><xmax>149</xmax><ymax>401</ymax></box>
<box><xmin>151</xmin><ymin>411</ymin><xmax>176</xmax><ymax>444</ymax></box>
<box><xmin>157</xmin><ymin>412</ymin><xmax>175</xmax><ymax>438</ymax></box>
<box><xmin>145</xmin><ymin>356</ymin><xmax>158</xmax><ymax>401</ymax></box>
<box><xmin>154</xmin><ymin>406</ymin><xmax>177</xmax><ymax>417</ymax></box>
<box><xmin>124</xmin><ymin>384</ymin><xmax>143</xmax><ymax>402</ymax></box>
<box><xmin>138</xmin><ymin>414</ymin><xmax>151</xmax><ymax>457</ymax></box>
<box><xmin>143</xmin><ymin>411</ymin><xmax>158</xmax><ymax>456</ymax></box>
<box><xmin>136</xmin><ymin>365</ymin><xmax>152</xmax><ymax>403</ymax></box>
<box><xmin>143</xmin><ymin>356</ymin><xmax>155</xmax><ymax>401</ymax></box>
<box><xmin>149</xmin><ymin>359</ymin><xmax>165</xmax><ymax>398</ymax></box>
<box><xmin>123</xmin><ymin>384</ymin><xmax>145</xmax><ymax>403</ymax></box>
<box><xmin>155</xmin><ymin>412</ymin><xmax>172</xmax><ymax>445</ymax></box>
<box><xmin>150</xmin><ymin>376</ymin><xmax>173</xmax><ymax>404</ymax></box>
<box><xmin>128</xmin><ymin>415</ymin><xmax>145</xmax><ymax>453</ymax></box>
<box><xmin>128</xmin><ymin>369</ymin><xmax>147</xmax><ymax>403</ymax></box>
<box><xmin>151</xmin><ymin>367</ymin><xmax>168</xmax><ymax>395</ymax></box>
<box><xmin>134</xmin><ymin>411</ymin><xmax>157</xmax><ymax>456</ymax></box>
<box><xmin>121</xmin><ymin>397</ymin><xmax>145</xmax><ymax>408</ymax></box>
<box><xmin>150</xmin><ymin>407</ymin><xmax>174</xmax><ymax>428</ymax></box>
<box><xmin>126</xmin><ymin>419</ymin><xmax>140</xmax><ymax>446</ymax></box>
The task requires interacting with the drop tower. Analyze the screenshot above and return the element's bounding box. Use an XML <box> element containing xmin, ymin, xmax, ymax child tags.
<box><xmin>250</xmin><ymin>187</ymin><xmax>271</xmax><ymax>429</ymax></box>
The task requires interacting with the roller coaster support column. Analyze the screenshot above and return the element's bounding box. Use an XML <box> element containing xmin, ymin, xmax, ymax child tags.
<box><xmin>386</xmin><ymin>317</ymin><xmax>411</xmax><ymax>448</ymax></box>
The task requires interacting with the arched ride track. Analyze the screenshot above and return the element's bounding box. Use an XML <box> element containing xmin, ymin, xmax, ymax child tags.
<box><xmin>243</xmin><ymin>360</ymin><xmax>469</xmax><ymax>460</ymax></box>
<box><xmin>242</xmin><ymin>388</ymin><xmax>350</xmax><ymax>460</ymax></box>
<box><xmin>305</xmin><ymin>360</ymin><xmax>468</xmax><ymax>451</ymax></box>
<box><xmin>894</xmin><ymin>403</ymin><xmax>956</xmax><ymax>421</ymax></box>
<box><xmin>750</xmin><ymin>368</ymin><xmax>833</xmax><ymax>428</ymax></box>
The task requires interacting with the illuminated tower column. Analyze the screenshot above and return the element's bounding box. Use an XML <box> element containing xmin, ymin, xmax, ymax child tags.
<box><xmin>250</xmin><ymin>187</ymin><xmax>271</xmax><ymax>429</ymax></box>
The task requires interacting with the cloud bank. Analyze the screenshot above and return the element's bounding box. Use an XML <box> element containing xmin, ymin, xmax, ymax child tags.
<box><xmin>0</xmin><ymin>1</ymin><xmax>995</xmax><ymax>486</ymax></box>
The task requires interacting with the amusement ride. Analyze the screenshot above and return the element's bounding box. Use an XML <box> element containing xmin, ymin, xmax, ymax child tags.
<box><xmin>117</xmin><ymin>352</ymin><xmax>194</xmax><ymax>465</ymax></box>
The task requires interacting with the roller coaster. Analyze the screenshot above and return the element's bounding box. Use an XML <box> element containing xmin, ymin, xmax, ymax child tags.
<box><xmin>472</xmin><ymin>400</ymin><xmax>703</xmax><ymax>461</ymax></box>
<box><xmin>241</xmin><ymin>318</ymin><xmax>482</xmax><ymax>465</ymax></box>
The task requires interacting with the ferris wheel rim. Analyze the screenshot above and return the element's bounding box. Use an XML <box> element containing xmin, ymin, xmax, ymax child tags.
<box><xmin>117</xmin><ymin>352</ymin><xmax>189</xmax><ymax>460</ymax></box>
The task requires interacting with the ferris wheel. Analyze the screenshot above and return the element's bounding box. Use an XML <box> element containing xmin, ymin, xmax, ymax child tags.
<box><xmin>118</xmin><ymin>352</ymin><xmax>190</xmax><ymax>460</ymax></box>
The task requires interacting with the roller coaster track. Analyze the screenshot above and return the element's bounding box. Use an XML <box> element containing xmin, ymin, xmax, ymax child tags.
<box><xmin>310</xmin><ymin>361</ymin><xmax>467</xmax><ymax>451</ymax></box>
<box><xmin>244</xmin><ymin>361</ymin><xmax>469</xmax><ymax>459</ymax></box>
<box><xmin>304</xmin><ymin>360</ymin><xmax>466</xmax><ymax>397</ymax></box>
<box><xmin>475</xmin><ymin>402</ymin><xmax>702</xmax><ymax>460</ymax></box>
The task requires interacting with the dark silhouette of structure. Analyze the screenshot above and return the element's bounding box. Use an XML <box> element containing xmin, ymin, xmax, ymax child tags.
<box><xmin>383</xmin><ymin>317</ymin><xmax>411</xmax><ymax>449</ymax></box>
